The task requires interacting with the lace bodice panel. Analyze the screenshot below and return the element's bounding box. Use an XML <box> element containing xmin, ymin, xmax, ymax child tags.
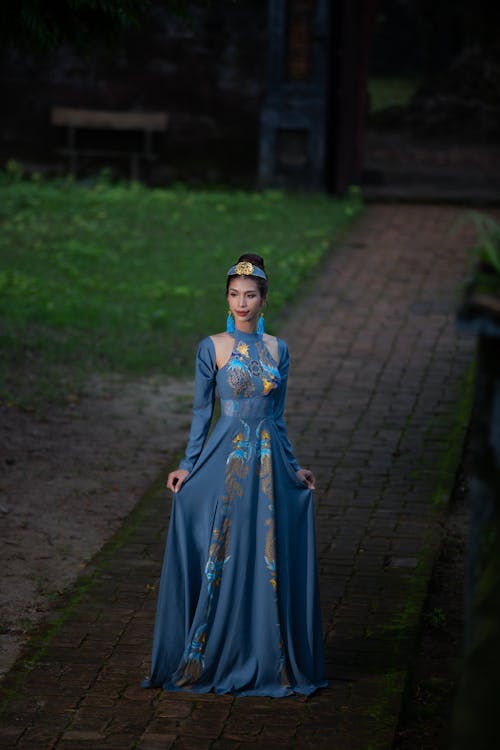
<box><xmin>216</xmin><ymin>333</ymin><xmax>281</xmax><ymax>400</ymax></box>
<box><xmin>178</xmin><ymin>331</ymin><xmax>299</xmax><ymax>474</ymax></box>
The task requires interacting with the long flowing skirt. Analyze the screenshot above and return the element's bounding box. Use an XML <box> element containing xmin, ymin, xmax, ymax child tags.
<box><xmin>142</xmin><ymin>415</ymin><xmax>327</xmax><ymax>697</ymax></box>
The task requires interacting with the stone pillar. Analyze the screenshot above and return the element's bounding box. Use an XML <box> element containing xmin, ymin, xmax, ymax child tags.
<box><xmin>258</xmin><ymin>0</ymin><xmax>377</xmax><ymax>193</ymax></box>
<box><xmin>258</xmin><ymin>0</ymin><xmax>331</xmax><ymax>189</ymax></box>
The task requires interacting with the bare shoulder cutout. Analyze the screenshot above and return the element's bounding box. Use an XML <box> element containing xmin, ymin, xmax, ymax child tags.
<box><xmin>263</xmin><ymin>334</ymin><xmax>279</xmax><ymax>365</ymax></box>
<box><xmin>210</xmin><ymin>332</ymin><xmax>235</xmax><ymax>370</ymax></box>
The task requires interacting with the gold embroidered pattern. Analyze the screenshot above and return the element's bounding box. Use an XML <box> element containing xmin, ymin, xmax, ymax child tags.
<box><xmin>257</xmin><ymin>421</ymin><xmax>289</xmax><ymax>685</ymax></box>
<box><xmin>175</xmin><ymin>421</ymin><xmax>251</xmax><ymax>687</ymax></box>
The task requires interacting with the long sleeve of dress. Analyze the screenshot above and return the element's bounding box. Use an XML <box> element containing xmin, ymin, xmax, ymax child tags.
<box><xmin>273</xmin><ymin>339</ymin><xmax>300</xmax><ymax>473</ymax></box>
<box><xmin>178</xmin><ymin>337</ymin><xmax>217</xmax><ymax>473</ymax></box>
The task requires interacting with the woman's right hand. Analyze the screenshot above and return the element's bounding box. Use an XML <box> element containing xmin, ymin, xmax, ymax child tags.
<box><xmin>167</xmin><ymin>468</ymin><xmax>189</xmax><ymax>493</ymax></box>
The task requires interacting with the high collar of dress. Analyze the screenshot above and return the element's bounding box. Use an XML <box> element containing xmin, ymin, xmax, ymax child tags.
<box><xmin>233</xmin><ymin>329</ymin><xmax>262</xmax><ymax>340</ymax></box>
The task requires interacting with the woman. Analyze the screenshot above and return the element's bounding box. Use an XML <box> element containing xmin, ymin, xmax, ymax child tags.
<box><xmin>142</xmin><ymin>253</ymin><xmax>326</xmax><ymax>697</ymax></box>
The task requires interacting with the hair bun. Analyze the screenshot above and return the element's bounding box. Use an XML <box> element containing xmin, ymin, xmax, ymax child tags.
<box><xmin>237</xmin><ymin>253</ymin><xmax>266</xmax><ymax>272</ymax></box>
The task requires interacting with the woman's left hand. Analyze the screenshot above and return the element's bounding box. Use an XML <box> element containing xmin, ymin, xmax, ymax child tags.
<box><xmin>296</xmin><ymin>468</ymin><xmax>316</xmax><ymax>490</ymax></box>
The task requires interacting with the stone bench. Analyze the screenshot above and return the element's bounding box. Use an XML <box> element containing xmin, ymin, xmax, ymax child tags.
<box><xmin>51</xmin><ymin>107</ymin><xmax>169</xmax><ymax>180</ymax></box>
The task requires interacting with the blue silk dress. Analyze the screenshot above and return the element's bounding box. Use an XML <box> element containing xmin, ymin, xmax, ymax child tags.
<box><xmin>142</xmin><ymin>329</ymin><xmax>326</xmax><ymax>697</ymax></box>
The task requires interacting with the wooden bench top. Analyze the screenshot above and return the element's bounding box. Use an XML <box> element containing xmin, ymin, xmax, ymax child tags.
<box><xmin>51</xmin><ymin>107</ymin><xmax>168</xmax><ymax>131</ymax></box>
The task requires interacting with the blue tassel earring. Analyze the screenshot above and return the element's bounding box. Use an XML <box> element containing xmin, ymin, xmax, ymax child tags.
<box><xmin>257</xmin><ymin>312</ymin><xmax>265</xmax><ymax>335</ymax></box>
<box><xmin>226</xmin><ymin>308</ymin><xmax>235</xmax><ymax>333</ymax></box>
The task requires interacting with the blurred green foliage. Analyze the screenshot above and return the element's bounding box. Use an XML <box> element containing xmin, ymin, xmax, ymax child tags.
<box><xmin>0</xmin><ymin>169</ymin><xmax>363</xmax><ymax>406</ymax></box>
<box><xmin>0</xmin><ymin>1</ymin><xmax>211</xmax><ymax>52</ymax></box>
<box><xmin>455</xmin><ymin>211</ymin><xmax>500</xmax><ymax>298</ymax></box>
<box><xmin>462</xmin><ymin>212</ymin><xmax>500</xmax><ymax>275</ymax></box>
<box><xmin>1</xmin><ymin>0</ymin><xmax>153</xmax><ymax>51</ymax></box>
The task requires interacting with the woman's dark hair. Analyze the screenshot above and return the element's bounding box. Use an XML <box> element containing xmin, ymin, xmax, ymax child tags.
<box><xmin>226</xmin><ymin>253</ymin><xmax>268</xmax><ymax>298</ymax></box>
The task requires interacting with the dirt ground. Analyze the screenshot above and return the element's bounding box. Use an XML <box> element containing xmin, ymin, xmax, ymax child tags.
<box><xmin>0</xmin><ymin>374</ymin><xmax>193</xmax><ymax>679</ymax></box>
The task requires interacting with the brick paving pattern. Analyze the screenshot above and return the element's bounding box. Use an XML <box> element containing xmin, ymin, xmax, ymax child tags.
<box><xmin>0</xmin><ymin>205</ymin><xmax>476</xmax><ymax>749</ymax></box>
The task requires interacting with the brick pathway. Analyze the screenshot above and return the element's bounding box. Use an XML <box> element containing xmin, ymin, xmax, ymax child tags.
<box><xmin>0</xmin><ymin>205</ymin><xmax>476</xmax><ymax>749</ymax></box>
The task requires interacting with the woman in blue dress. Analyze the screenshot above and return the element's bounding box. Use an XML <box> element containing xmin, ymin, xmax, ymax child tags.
<box><xmin>142</xmin><ymin>254</ymin><xmax>326</xmax><ymax>697</ymax></box>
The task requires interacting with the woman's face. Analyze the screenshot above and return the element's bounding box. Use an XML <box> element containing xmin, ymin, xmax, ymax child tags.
<box><xmin>227</xmin><ymin>276</ymin><xmax>265</xmax><ymax>329</ymax></box>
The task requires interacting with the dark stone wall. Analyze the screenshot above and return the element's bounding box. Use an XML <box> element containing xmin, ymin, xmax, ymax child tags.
<box><xmin>0</xmin><ymin>1</ymin><xmax>268</xmax><ymax>184</ymax></box>
<box><xmin>453</xmin><ymin>303</ymin><xmax>500</xmax><ymax>749</ymax></box>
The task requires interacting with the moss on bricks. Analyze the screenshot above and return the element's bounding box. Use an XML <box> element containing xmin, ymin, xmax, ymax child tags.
<box><xmin>361</xmin><ymin>362</ymin><xmax>474</xmax><ymax>748</ymax></box>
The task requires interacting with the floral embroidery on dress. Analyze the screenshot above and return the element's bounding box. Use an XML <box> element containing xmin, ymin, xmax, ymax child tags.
<box><xmin>257</xmin><ymin>420</ymin><xmax>290</xmax><ymax>686</ymax></box>
<box><xmin>226</xmin><ymin>338</ymin><xmax>280</xmax><ymax>399</ymax></box>
<box><xmin>174</xmin><ymin>420</ymin><xmax>250</xmax><ymax>687</ymax></box>
<box><xmin>236</xmin><ymin>341</ymin><xmax>249</xmax><ymax>358</ymax></box>
<box><xmin>256</xmin><ymin>342</ymin><xmax>281</xmax><ymax>394</ymax></box>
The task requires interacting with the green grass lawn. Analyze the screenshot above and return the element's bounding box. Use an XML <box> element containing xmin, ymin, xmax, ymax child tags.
<box><xmin>0</xmin><ymin>170</ymin><xmax>363</xmax><ymax>406</ymax></box>
<box><xmin>368</xmin><ymin>76</ymin><xmax>421</xmax><ymax>114</ymax></box>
